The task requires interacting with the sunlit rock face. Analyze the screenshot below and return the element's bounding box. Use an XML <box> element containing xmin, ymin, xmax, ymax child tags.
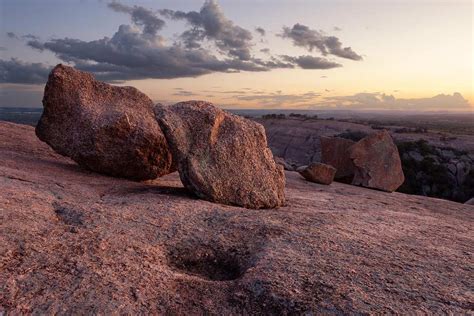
<box><xmin>349</xmin><ymin>130</ymin><xmax>405</xmax><ymax>192</ymax></box>
<box><xmin>36</xmin><ymin>64</ymin><xmax>173</xmax><ymax>180</ymax></box>
<box><xmin>155</xmin><ymin>101</ymin><xmax>285</xmax><ymax>209</ymax></box>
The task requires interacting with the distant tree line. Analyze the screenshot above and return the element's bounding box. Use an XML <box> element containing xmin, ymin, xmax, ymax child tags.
<box><xmin>261</xmin><ymin>113</ymin><xmax>319</xmax><ymax>120</ymax></box>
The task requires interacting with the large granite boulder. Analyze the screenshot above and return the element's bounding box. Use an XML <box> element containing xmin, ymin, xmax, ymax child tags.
<box><xmin>154</xmin><ymin>101</ymin><xmax>285</xmax><ymax>209</ymax></box>
<box><xmin>348</xmin><ymin>130</ymin><xmax>404</xmax><ymax>192</ymax></box>
<box><xmin>298</xmin><ymin>162</ymin><xmax>336</xmax><ymax>185</ymax></box>
<box><xmin>36</xmin><ymin>64</ymin><xmax>173</xmax><ymax>180</ymax></box>
<box><xmin>320</xmin><ymin>136</ymin><xmax>355</xmax><ymax>182</ymax></box>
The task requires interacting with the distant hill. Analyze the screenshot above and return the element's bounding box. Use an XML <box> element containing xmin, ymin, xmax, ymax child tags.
<box><xmin>0</xmin><ymin>107</ymin><xmax>42</xmax><ymax>126</ymax></box>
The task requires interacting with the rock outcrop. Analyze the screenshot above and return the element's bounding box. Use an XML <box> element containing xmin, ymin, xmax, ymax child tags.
<box><xmin>258</xmin><ymin>117</ymin><xmax>474</xmax><ymax>203</ymax></box>
<box><xmin>398</xmin><ymin>140</ymin><xmax>474</xmax><ymax>202</ymax></box>
<box><xmin>2</xmin><ymin>121</ymin><xmax>473</xmax><ymax>314</ymax></box>
<box><xmin>36</xmin><ymin>64</ymin><xmax>173</xmax><ymax>180</ymax></box>
<box><xmin>154</xmin><ymin>101</ymin><xmax>285</xmax><ymax>209</ymax></box>
<box><xmin>256</xmin><ymin>116</ymin><xmax>375</xmax><ymax>167</ymax></box>
<box><xmin>320</xmin><ymin>136</ymin><xmax>355</xmax><ymax>182</ymax></box>
<box><xmin>298</xmin><ymin>162</ymin><xmax>336</xmax><ymax>185</ymax></box>
<box><xmin>349</xmin><ymin>130</ymin><xmax>405</xmax><ymax>192</ymax></box>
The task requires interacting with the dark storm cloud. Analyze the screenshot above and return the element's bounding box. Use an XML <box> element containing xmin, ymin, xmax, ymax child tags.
<box><xmin>27</xmin><ymin>23</ymin><xmax>269</xmax><ymax>82</ymax></box>
<box><xmin>255</xmin><ymin>27</ymin><xmax>266</xmax><ymax>36</ymax></box>
<box><xmin>23</xmin><ymin>1</ymin><xmax>272</xmax><ymax>81</ymax></box>
<box><xmin>159</xmin><ymin>0</ymin><xmax>253</xmax><ymax>61</ymax></box>
<box><xmin>0</xmin><ymin>58</ymin><xmax>51</xmax><ymax>84</ymax></box>
<box><xmin>108</xmin><ymin>1</ymin><xmax>165</xmax><ymax>36</ymax></box>
<box><xmin>2</xmin><ymin>1</ymin><xmax>362</xmax><ymax>84</ymax></box>
<box><xmin>281</xmin><ymin>55</ymin><xmax>341</xmax><ymax>69</ymax></box>
<box><xmin>281</xmin><ymin>23</ymin><xmax>362</xmax><ymax>61</ymax></box>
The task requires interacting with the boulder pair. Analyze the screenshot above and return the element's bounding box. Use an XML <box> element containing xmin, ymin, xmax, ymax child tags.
<box><xmin>297</xmin><ymin>132</ymin><xmax>404</xmax><ymax>193</ymax></box>
<box><xmin>321</xmin><ymin>132</ymin><xmax>405</xmax><ymax>192</ymax></box>
<box><xmin>36</xmin><ymin>65</ymin><xmax>285</xmax><ymax>209</ymax></box>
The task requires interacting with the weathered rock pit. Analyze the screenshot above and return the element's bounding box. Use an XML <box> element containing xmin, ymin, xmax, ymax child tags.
<box><xmin>167</xmin><ymin>243</ymin><xmax>251</xmax><ymax>281</ymax></box>
<box><xmin>165</xmin><ymin>212</ymin><xmax>274</xmax><ymax>282</ymax></box>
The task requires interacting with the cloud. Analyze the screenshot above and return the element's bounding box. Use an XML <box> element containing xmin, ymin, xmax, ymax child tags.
<box><xmin>159</xmin><ymin>0</ymin><xmax>253</xmax><ymax>60</ymax></box>
<box><xmin>22</xmin><ymin>34</ymin><xmax>40</xmax><ymax>40</ymax></box>
<box><xmin>324</xmin><ymin>36</ymin><xmax>363</xmax><ymax>61</ymax></box>
<box><xmin>255</xmin><ymin>27</ymin><xmax>266</xmax><ymax>36</ymax></box>
<box><xmin>172</xmin><ymin>89</ymin><xmax>199</xmax><ymax>96</ymax></box>
<box><xmin>316</xmin><ymin>92</ymin><xmax>472</xmax><ymax>110</ymax></box>
<box><xmin>333</xmin><ymin>26</ymin><xmax>342</xmax><ymax>31</ymax></box>
<box><xmin>27</xmin><ymin>23</ymin><xmax>268</xmax><ymax>82</ymax></box>
<box><xmin>220</xmin><ymin>90</ymin><xmax>249</xmax><ymax>94</ymax></box>
<box><xmin>280</xmin><ymin>23</ymin><xmax>362</xmax><ymax>61</ymax></box>
<box><xmin>281</xmin><ymin>55</ymin><xmax>341</xmax><ymax>69</ymax></box>
<box><xmin>222</xmin><ymin>91</ymin><xmax>472</xmax><ymax>110</ymax></box>
<box><xmin>260</xmin><ymin>48</ymin><xmax>270</xmax><ymax>54</ymax></box>
<box><xmin>6</xmin><ymin>32</ymin><xmax>18</xmax><ymax>39</ymax></box>
<box><xmin>229</xmin><ymin>90</ymin><xmax>321</xmax><ymax>108</ymax></box>
<box><xmin>0</xmin><ymin>58</ymin><xmax>51</xmax><ymax>84</ymax></box>
<box><xmin>2</xmin><ymin>1</ymin><xmax>356</xmax><ymax>84</ymax></box>
<box><xmin>108</xmin><ymin>1</ymin><xmax>165</xmax><ymax>36</ymax></box>
<box><xmin>23</xmin><ymin>1</ymin><xmax>276</xmax><ymax>82</ymax></box>
<box><xmin>5</xmin><ymin>32</ymin><xmax>39</xmax><ymax>41</ymax></box>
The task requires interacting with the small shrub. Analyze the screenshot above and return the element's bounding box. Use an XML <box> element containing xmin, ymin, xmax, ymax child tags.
<box><xmin>262</xmin><ymin>113</ymin><xmax>286</xmax><ymax>119</ymax></box>
<box><xmin>371</xmin><ymin>125</ymin><xmax>385</xmax><ymax>130</ymax></box>
<box><xmin>289</xmin><ymin>113</ymin><xmax>307</xmax><ymax>118</ymax></box>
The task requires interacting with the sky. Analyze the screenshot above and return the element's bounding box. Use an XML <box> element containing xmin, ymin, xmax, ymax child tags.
<box><xmin>0</xmin><ymin>0</ymin><xmax>473</xmax><ymax>111</ymax></box>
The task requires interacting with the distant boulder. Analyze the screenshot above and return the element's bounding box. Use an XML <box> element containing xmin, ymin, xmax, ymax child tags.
<box><xmin>320</xmin><ymin>136</ymin><xmax>355</xmax><ymax>182</ymax></box>
<box><xmin>349</xmin><ymin>130</ymin><xmax>404</xmax><ymax>192</ymax></box>
<box><xmin>36</xmin><ymin>64</ymin><xmax>173</xmax><ymax>180</ymax></box>
<box><xmin>155</xmin><ymin>101</ymin><xmax>285</xmax><ymax>209</ymax></box>
<box><xmin>465</xmin><ymin>198</ymin><xmax>474</xmax><ymax>206</ymax></box>
<box><xmin>298</xmin><ymin>162</ymin><xmax>336</xmax><ymax>185</ymax></box>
